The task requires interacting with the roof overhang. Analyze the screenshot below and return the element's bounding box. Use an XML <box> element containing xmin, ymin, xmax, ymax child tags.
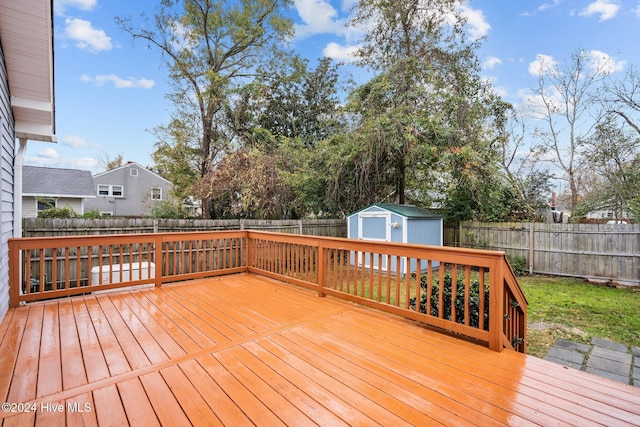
<box><xmin>0</xmin><ymin>0</ymin><xmax>56</xmax><ymax>143</ymax></box>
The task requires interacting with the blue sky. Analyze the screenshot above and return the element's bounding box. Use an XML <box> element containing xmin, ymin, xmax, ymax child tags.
<box><xmin>24</xmin><ymin>0</ymin><xmax>640</xmax><ymax>174</ymax></box>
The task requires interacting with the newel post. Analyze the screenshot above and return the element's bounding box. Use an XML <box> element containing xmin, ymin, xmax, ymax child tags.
<box><xmin>489</xmin><ymin>256</ymin><xmax>504</xmax><ymax>352</ymax></box>
<box><xmin>317</xmin><ymin>241</ymin><xmax>325</xmax><ymax>297</ymax></box>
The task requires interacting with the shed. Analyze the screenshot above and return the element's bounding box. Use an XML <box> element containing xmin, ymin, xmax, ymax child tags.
<box><xmin>347</xmin><ymin>203</ymin><xmax>443</xmax><ymax>274</ymax></box>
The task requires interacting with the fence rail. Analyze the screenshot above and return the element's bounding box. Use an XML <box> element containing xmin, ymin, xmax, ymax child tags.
<box><xmin>449</xmin><ymin>221</ymin><xmax>640</xmax><ymax>286</ymax></box>
<box><xmin>9</xmin><ymin>231</ymin><xmax>526</xmax><ymax>353</ymax></box>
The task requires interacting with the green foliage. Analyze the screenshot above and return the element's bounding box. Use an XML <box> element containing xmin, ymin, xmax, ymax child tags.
<box><xmin>81</xmin><ymin>210</ymin><xmax>107</xmax><ymax>219</ymax></box>
<box><xmin>38</xmin><ymin>207</ymin><xmax>77</xmax><ymax>218</ymax></box>
<box><xmin>119</xmin><ymin>0</ymin><xmax>295</xmax><ymax>218</ymax></box>
<box><xmin>409</xmin><ymin>273</ymin><xmax>490</xmax><ymax>330</ymax></box>
<box><xmin>520</xmin><ymin>275</ymin><xmax>640</xmax><ymax>356</ymax></box>
<box><xmin>506</xmin><ymin>253</ymin><xmax>528</xmax><ymax>276</ymax></box>
<box><xmin>149</xmin><ymin>200</ymin><xmax>187</xmax><ymax>219</ymax></box>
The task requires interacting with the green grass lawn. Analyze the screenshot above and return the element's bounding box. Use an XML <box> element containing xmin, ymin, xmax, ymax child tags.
<box><xmin>519</xmin><ymin>275</ymin><xmax>640</xmax><ymax>358</ymax></box>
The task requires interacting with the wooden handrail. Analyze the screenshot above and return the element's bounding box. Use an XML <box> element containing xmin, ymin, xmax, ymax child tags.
<box><xmin>8</xmin><ymin>230</ymin><xmax>528</xmax><ymax>352</ymax></box>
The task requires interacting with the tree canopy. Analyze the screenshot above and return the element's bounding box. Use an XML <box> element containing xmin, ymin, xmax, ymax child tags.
<box><xmin>120</xmin><ymin>0</ymin><xmax>640</xmax><ymax>224</ymax></box>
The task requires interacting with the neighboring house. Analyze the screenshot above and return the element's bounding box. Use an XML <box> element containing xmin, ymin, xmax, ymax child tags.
<box><xmin>0</xmin><ymin>1</ymin><xmax>56</xmax><ymax>318</ymax></box>
<box><xmin>84</xmin><ymin>162</ymin><xmax>174</xmax><ymax>216</ymax></box>
<box><xmin>22</xmin><ymin>166</ymin><xmax>95</xmax><ymax>218</ymax></box>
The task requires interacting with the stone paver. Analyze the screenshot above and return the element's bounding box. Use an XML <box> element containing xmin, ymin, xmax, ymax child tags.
<box><xmin>546</xmin><ymin>346</ymin><xmax>588</xmax><ymax>365</ymax></box>
<box><xmin>586</xmin><ymin>355</ymin><xmax>631</xmax><ymax>377</ymax></box>
<box><xmin>591</xmin><ymin>337</ymin><xmax>628</xmax><ymax>352</ymax></box>
<box><xmin>545</xmin><ymin>337</ymin><xmax>636</xmax><ymax>386</ymax></box>
<box><xmin>590</xmin><ymin>345</ymin><xmax>633</xmax><ymax>364</ymax></box>
<box><xmin>554</xmin><ymin>339</ymin><xmax>590</xmax><ymax>353</ymax></box>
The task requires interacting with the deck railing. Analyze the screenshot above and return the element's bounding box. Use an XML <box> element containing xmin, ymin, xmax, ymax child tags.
<box><xmin>9</xmin><ymin>230</ymin><xmax>527</xmax><ymax>352</ymax></box>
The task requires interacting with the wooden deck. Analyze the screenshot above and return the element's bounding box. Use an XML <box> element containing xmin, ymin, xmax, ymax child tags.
<box><xmin>0</xmin><ymin>274</ymin><xmax>638</xmax><ymax>426</ymax></box>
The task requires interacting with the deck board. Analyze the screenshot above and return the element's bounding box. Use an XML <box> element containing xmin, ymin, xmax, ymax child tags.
<box><xmin>0</xmin><ymin>273</ymin><xmax>638</xmax><ymax>426</ymax></box>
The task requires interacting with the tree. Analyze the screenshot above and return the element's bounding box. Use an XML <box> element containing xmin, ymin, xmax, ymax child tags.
<box><xmin>193</xmin><ymin>142</ymin><xmax>299</xmax><ymax>219</ymax></box>
<box><xmin>256</xmin><ymin>57</ymin><xmax>344</xmax><ymax>145</ymax></box>
<box><xmin>345</xmin><ymin>0</ymin><xmax>506</xmax><ymax>215</ymax></box>
<box><xmin>498</xmin><ymin>107</ymin><xmax>554</xmax><ymax>218</ymax></box>
<box><xmin>577</xmin><ymin>117</ymin><xmax>640</xmax><ymax>220</ymax></box>
<box><xmin>530</xmin><ymin>49</ymin><xmax>609</xmax><ymax>211</ymax></box>
<box><xmin>604</xmin><ymin>65</ymin><xmax>640</xmax><ymax>136</ymax></box>
<box><xmin>98</xmin><ymin>152</ymin><xmax>124</xmax><ymax>171</ymax></box>
<box><xmin>151</xmin><ymin>118</ymin><xmax>201</xmax><ymax>203</ymax></box>
<box><xmin>118</xmin><ymin>0</ymin><xmax>294</xmax><ymax>218</ymax></box>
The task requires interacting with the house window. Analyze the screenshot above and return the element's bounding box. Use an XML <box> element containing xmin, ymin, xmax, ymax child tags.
<box><xmin>130</xmin><ymin>168</ymin><xmax>138</xmax><ymax>176</ymax></box>
<box><xmin>100</xmin><ymin>211</ymin><xmax>113</xmax><ymax>216</ymax></box>
<box><xmin>151</xmin><ymin>187</ymin><xmax>162</xmax><ymax>200</ymax></box>
<box><xmin>98</xmin><ymin>185</ymin><xmax>124</xmax><ymax>197</ymax></box>
<box><xmin>37</xmin><ymin>198</ymin><xmax>56</xmax><ymax>212</ymax></box>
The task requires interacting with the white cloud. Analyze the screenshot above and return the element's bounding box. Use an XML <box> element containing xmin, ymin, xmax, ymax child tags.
<box><xmin>580</xmin><ymin>0</ymin><xmax>621</xmax><ymax>21</ymax></box>
<box><xmin>81</xmin><ymin>74</ymin><xmax>155</xmax><ymax>89</ymax></box>
<box><xmin>340</xmin><ymin>0</ymin><xmax>358</xmax><ymax>12</ymax></box>
<box><xmin>322</xmin><ymin>42</ymin><xmax>359</xmax><ymax>62</ymax></box>
<box><xmin>517</xmin><ymin>88</ymin><xmax>563</xmax><ymax>120</ymax></box>
<box><xmin>64</xmin><ymin>18</ymin><xmax>112</xmax><ymax>52</ymax></box>
<box><xmin>61</xmin><ymin>134</ymin><xmax>99</xmax><ymax>148</ymax></box>
<box><xmin>538</xmin><ymin>0</ymin><xmax>561</xmax><ymax>12</ymax></box>
<box><xmin>586</xmin><ymin>50</ymin><xmax>626</xmax><ymax>74</ymax></box>
<box><xmin>459</xmin><ymin>5</ymin><xmax>491</xmax><ymax>40</ymax></box>
<box><xmin>483</xmin><ymin>56</ymin><xmax>502</xmax><ymax>70</ymax></box>
<box><xmin>528</xmin><ymin>54</ymin><xmax>558</xmax><ymax>76</ymax></box>
<box><xmin>54</xmin><ymin>0</ymin><xmax>97</xmax><ymax>16</ymax></box>
<box><xmin>37</xmin><ymin>147</ymin><xmax>59</xmax><ymax>159</ymax></box>
<box><xmin>294</xmin><ymin>0</ymin><xmax>348</xmax><ymax>38</ymax></box>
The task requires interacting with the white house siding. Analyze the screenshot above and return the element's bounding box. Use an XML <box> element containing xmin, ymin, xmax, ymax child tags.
<box><xmin>21</xmin><ymin>197</ymin><xmax>83</xmax><ymax>219</ymax></box>
<box><xmin>0</xmin><ymin>45</ymin><xmax>14</xmax><ymax>319</ymax></box>
<box><xmin>22</xmin><ymin>197</ymin><xmax>37</xmax><ymax>219</ymax></box>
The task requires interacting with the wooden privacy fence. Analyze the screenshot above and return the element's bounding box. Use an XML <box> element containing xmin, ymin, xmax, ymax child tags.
<box><xmin>22</xmin><ymin>218</ymin><xmax>347</xmax><ymax>238</ymax></box>
<box><xmin>450</xmin><ymin>221</ymin><xmax>640</xmax><ymax>286</ymax></box>
<box><xmin>9</xmin><ymin>231</ymin><xmax>527</xmax><ymax>353</ymax></box>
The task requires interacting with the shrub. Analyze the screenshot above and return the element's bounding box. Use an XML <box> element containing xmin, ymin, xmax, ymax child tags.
<box><xmin>506</xmin><ymin>253</ymin><xmax>528</xmax><ymax>276</ymax></box>
<box><xmin>410</xmin><ymin>273</ymin><xmax>490</xmax><ymax>330</ymax></box>
<box><xmin>81</xmin><ymin>209</ymin><xmax>106</xmax><ymax>219</ymax></box>
<box><xmin>38</xmin><ymin>206</ymin><xmax>77</xmax><ymax>218</ymax></box>
<box><xmin>149</xmin><ymin>200</ymin><xmax>185</xmax><ymax>218</ymax></box>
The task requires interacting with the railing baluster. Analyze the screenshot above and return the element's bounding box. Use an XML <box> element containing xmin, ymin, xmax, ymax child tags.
<box><xmin>7</xmin><ymin>231</ymin><xmax>526</xmax><ymax>352</ymax></box>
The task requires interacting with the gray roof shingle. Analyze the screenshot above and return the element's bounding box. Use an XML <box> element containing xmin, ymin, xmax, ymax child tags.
<box><xmin>23</xmin><ymin>166</ymin><xmax>95</xmax><ymax>198</ymax></box>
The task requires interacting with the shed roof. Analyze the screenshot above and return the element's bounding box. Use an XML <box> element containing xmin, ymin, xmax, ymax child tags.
<box><xmin>23</xmin><ymin>166</ymin><xmax>95</xmax><ymax>198</ymax></box>
<box><xmin>350</xmin><ymin>203</ymin><xmax>442</xmax><ymax>219</ymax></box>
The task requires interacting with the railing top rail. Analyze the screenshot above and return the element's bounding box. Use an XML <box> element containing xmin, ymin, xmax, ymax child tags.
<box><xmin>502</xmin><ymin>254</ymin><xmax>529</xmax><ymax>306</ymax></box>
<box><xmin>8</xmin><ymin>230</ymin><xmax>248</xmax><ymax>246</ymax></box>
<box><xmin>246</xmin><ymin>229</ymin><xmax>507</xmax><ymax>258</ymax></box>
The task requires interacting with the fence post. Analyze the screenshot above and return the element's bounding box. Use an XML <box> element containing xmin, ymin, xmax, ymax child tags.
<box><xmin>488</xmin><ymin>256</ymin><xmax>504</xmax><ymax>352</ymax></box>
<box><xmin>529</xmin><ymin>223</ymin><xmax>534</xmax><ymax>275</ymax></box>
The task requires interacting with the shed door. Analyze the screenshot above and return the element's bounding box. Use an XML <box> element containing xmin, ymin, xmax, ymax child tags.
<box><xmin>358</xmin><ymin>213</ymin><xmax>389</xmax><ymax>270</ymax></box>
<box><xmin>359</xmin><ymin>214</ymin><xmax>389</xmax><ymax>241</ymax></box>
